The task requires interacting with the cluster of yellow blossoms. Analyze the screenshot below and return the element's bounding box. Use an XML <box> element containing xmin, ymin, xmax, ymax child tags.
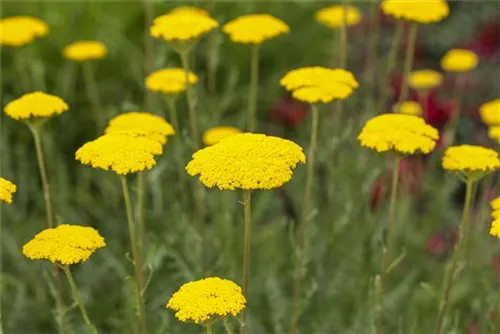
<box><xmin>222</xmin><ymin>14</ymin><xmax>289</xmax><ymax>44</ymax></box>
<box><xmin>442</xmin><ymin>145</ymin><xmax>500</xmax><ymax>173</ymax></box>
<box><xmin>490</xmin><ymin>197</ymin><xmax>500</xmax><ymax>238</ymax></box>
<box><xmin>4</xmin><ymin>91</ymin><xmax>69</xmax><ymax>120</ymax></box>
<box><xmin>203</xmin><ymin>126</ymin><xmax>241</xmax><ymax>146</ymax></box>
<box><xmin>63</xmin><ymin>40</ymin><xmax>107</xmax><ymax>62</ymax></box>
<box><xmin>150</xmin><ymin>11</ymin><xmax>218</xmax><ymax>42</ymax></box>
<box><xmin>393</xmin><ymin>101</ymin><xmax>423</xmax><ymax>116</ymax></box>
<box><xmin>0</xmin><ymin>16</ymin><xmax>48</xmax><ymax>47</ymax></box>
<box><xmin>441</xmin><ymin>48</ymin><xmax>478</xmax><ymax>72</ymax></box>
<box><xmin>479</xmin><ymin>99</ymin><xmax>500</xmax><ymax>143</ymax></box>
<box><xmin>381</xmin><ymin>0</ymin><xmax>449</xmax><ymax>24</ymax></box>
<box><xmin>0</xmin><ymin>177</ymin><xmax>17</xmax><ymax>204</ymax></box>
<box><xmin>408</xmin><ymin>70</ymin><xmax>443</xmax><ymax>92</ymax></box>
<box><xmin>315</xmin><ymin>5</ymin><xmax>362</xmax><ymax>29</ymax></box>
<box><xmin>145</xmin><ymin>68</ymin><xmax>198</xmax><ymax>95</ymax></box>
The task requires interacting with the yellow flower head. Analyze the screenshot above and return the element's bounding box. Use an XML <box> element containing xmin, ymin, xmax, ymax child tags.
<box><xmin>0</xmin><ymin>16</ymin><xmax>48</xmax><ymax>47</ymax></box>
<box><xmin>315</xmin><ymin>5</ymin><xmax>362</xmax><ymax>29</ymax></box>
<box><xmin>186</xmin><ymin>133</ymin><xmax>305</xmax><ymax>190</ymax></box>
<box><xmin>393</xmin><ymin>101</ymin><xmax>423</xmax><ymax>116</ymax></box>
<box><xmin>105</xmin><ymin>112</ymin><xmax>175</xmax><ymax>145</ymax></box>
<box><xmin>222</xmin><ymin>14</ymin><xmax>289</xmax><ymax>44</ymax></box>
<box><xmin>491</xmin><ymin>196</ymin><xmax>500</xmax><ymax>220</ymax></box>
<box><xmin>381</xmin><ymin>0</ymin><xmax>450</xmax><ymax>24</ymax></box>
<box><xmin>480</xmin><ymin>99</ymin><xmax>500</xmax><ymax>126</ymax></box>
<box><xmin>408</xmin><ymin>69</ymin><xmax>443</xmax><ymax>91</ymax></box>
<box><xmin>145</xmin><ymin>68</ymin><xmax>198</xmax><ymax>95</ymax></box>
<box><xmin>0</xmin><ymin>177</ymin><xmax>17</xmax><ymax>204</ymax></box>
<box><xmin>203</xmin><ymin>126</ymin><xmax>242</xmax><ymax>146</ymax></box>
<box><xmin>489</xmin><ymin>126</ymin><xmax>500</xmax><ymax>143</ymax></box>
<box><xmin>491</xmin><ymin>218</ymin><xmax>500</xmax><ymax>238</ymax></box>
<box><xmin>150</xmin><ymin>12</ymin><xmax>219</xmax><ymax>42</ymax></box>
<box><xmin>440</xmin><ymin>48</ymin><xmax>478</xmax><ymax>72</ymax></box>
<box><xmin>22</xmin><ymin>224</ymin><xmax>105</xmax><ymax>265</ymax></box>
<box><xmin>358</xmin><ymin>114</ymin><xmax>439</xmax><ymax>154</ymax></box>
<box><xmin>62</xmin><ymin>40</ymin><xmax>107</xmax><ymax>62</ymax></box>
<box><xmin>75</xmin><ymin>133</ymin><xmax>163</xmax><ymax>175</ymax></box>
<box><xmin>167</xmin><ymin>277</ymin><xmax>246</xmax><ymax>324</ymax></box>
<box><xmin>442</xmin><ymin>145</ymin><xmax>500</xmax><ymax>174</ymax></box>
<box><xmin>3</xmin><ymin>91</ymin><xmax>69</xmax><ymax>121</ymax></box>
<box><xmin>169</xmin><ymin>6</ymin><xmax>209</xmax><ymax>17</ymax></box>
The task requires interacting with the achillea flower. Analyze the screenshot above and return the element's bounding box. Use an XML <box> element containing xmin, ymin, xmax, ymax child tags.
<box><xmin>0</xmin><ymin>16</ymin><xmax>48</xmax><ymax>47</ymax></box>
<box><xmin>490</xmin><ymin>218</ymin><xmax>500</xmax><ymax>238</ymax></box>
<box><xmin>408</xmin><ymin>69</ymin><xmax>443</xmax><ymax>91</ymax></box>
<box><xmin>186</xmin><ymin>133</ymin><xmax>305</xmax><ymax>190</ymax></box>
<box><xmin>22</xmin><ymin>224</ymin><xmax>105</xmax><ymax>265</ymax></box>
<box><xmin>393</xmin><ymin>101</ymin><xmax>422</xmax><ymax>116</ymax></box>
<box><xmin>203</xmin><ymin>126</ymin><xmax>241</xmax><ymax>146</ymax></box>
<box><xmin>489</xmin><ymin>126</ymin><xmax>500</xmax><ymax>143</ymax></box>
<box><xmin>358</xmin><ymin>114</ymin><xmax>439</xmax><ymax>154</ymax></box>
<box><xmin>0</xmin><ymin>177</ymin><xmax>17</xmax><ymax>204</ymax></box>
<box><xmin>479</xmin><ymin>99</ymin><xmax>500</xmax><ymax>126</ymax></box>
<box><xmin>492</xmin><ymin>197</ymin><xmax>500</xmax><ymax>220</ymax></box>
<box><xmin>381</xmin><ymin>0</ymin><xmax>450</xmax><ymax>24</ymax></box>
<box><xmin>167</xmin><ymin>277</ymin><xmax>246</xmax><ymax>324</ymax></box>
<box><xmin>3</xmin><ymin>92</ymin><xmax>69</xmax><ymax>120</ymax></box>
<box><xmin>62</xmin><ymin>40</ymin><xmax>107</xmax><ymax>62</ymax></box>
<box><xmin>442</xmin><ymin>145</ymin><xmax>500</xmax><ymax>173</ymax></box>
<box><xmin>145</xmin><ymin>68</ymin><xmax>198</xmax><ymax>94</ymax></box>
<box><xmin>150</xmin><ymin>12</ymin><xmax>218</xmax><ymax>42</ymax></box>
<box><xmin>169</xmin><ymin>6</ymin><xmax>209</xmax><ymax>17</ymax></box>
<box><xmin>440</xmin><ymin>49</ymin><xmax>479</xmax><ymax>72</ymax></box>
<box><xmin>75</xmin><ymin>133</ymin><xmax>163</xmax><ymax>175</ymax></box>
<box><xmin>105</xmin><ymin>112</ymin><xmax>175</xmax><ymax>145</ymax></box>
<box><xmin>222</xmin><ymin>14</ymin><xmax>289</xmax><ymax>44</ymax></box>
<box><xmin>315</xmin><ymin>5</ymin><xmax>362</xmax><ymax>29</ymax></box>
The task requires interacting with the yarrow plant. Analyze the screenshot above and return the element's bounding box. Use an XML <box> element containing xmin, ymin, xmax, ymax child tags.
<box><xmin>480</xmin><ymin>99</ymin><xmax>500</xmax><ymax>126</ymax></box>
<box><xmin>440</xmin><ymin>48</ymin><xmax>479</xmax><ymax>73</ymax></box>
<box><xmin>0</xmin><ymin>177</ymin><xmax>17</xmax><ymax>204</ymax></box>
<box><xmin>0</xmin><ymin>16</ymin><xmax>48</xmax><ymax>47</ymax></box>
<box><xmin>202</xmin><ymin>126</ymin><xmax>242</xmax><ymax>146</ymax></box>
<box><xmin>393</xmin><ymin>101</ymin><xmax>423</xmax><ymax>116</ymax></box>
<box><xmin>315</xmin><ymin>5</ymin><xmax>362</xmax><ymax>29</ymax></box>
<box><xmin>408</xmin><ymin>69</ymin><xmax>444</xmax><ymax>92</ymax></box>
<box><xmin>490</xmin><ymin>196</ymin><xmax>500</xmax><ymax>237</ymax></box>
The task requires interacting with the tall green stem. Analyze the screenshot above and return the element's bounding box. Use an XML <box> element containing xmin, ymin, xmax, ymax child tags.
<box><xmin>398</xmin><ymin>23</ymin><xmax>418</xmax><ymax>104</ymax></box>
<box><xmin>82</xmin><ymin>62</ymin><xmax>105</xmax><ymax>132</ymax></box>
<box><xmin>334</xmin><ymin>6</ymin><xmax>347</xmax><ymax>127</ymax></box>
<box><xmin>120</xmin><ymin>176</ymin><xmax>147</xmax><ymax>334</ymax></box>
<box><xmin>179</xmin><ymin>49</ymin><xmax>200</xmax><ymax>150</ymax></box>
<box><xmin>14</xmin><ymin>51</ymin><xmax>30</xmax><ymax>92</ymax></box>
<box><xmin>247</xmin><ymin>44</ymin><xmax>260</xmax><ymax>132</ymax></box>
<box><xmin>143</xmin><ymin>0</ymin><xmax>154</xmax><ymax>110</ymax></box>
<box><xmin>206</xmin><ymin>323</ymin><xmax>213</xmax><ymax>334</ymax></box>
<box><xmin>443</xmin><ymin>74</ymin><xmax>464</xmax><ymax>146</ymax></box>
<box><xmin>376</xmin><ymin>155</ymin><xmax>401</xmax><ymax>334</ymax></box>
<box><xmin>240</xmin><ymin>190</ymin><xmax>252</xmax><ymax>334</ymax></box>
<box><xmin>62</xmin><ymin>266</ymin><xmax>97</xmax><ymax>334</ymax></box>
<box><xmin>136</xmin><ymin>172</ymin><xmax>145</xmax><ymax>260</ymax></box>
<box><xmin>435</xmin><ymin>178</ymin><xmax>474</xmax><ymax>334</ymax></box>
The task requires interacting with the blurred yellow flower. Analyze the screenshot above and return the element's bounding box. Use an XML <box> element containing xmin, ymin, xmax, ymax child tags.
<box><xmin>442</xmin><ymin>145</ymin><xmax>500</xmax><ymax>173</ymax></box>
<box><xmin>408</xmin><ymin>69</ymin><xmax>443</xmax><ymax>91</ymax></box>
<box><xmin>63</xmin><ymin>40</ymin><xmax>107</xmax><ymax>62</ymax></box>
<box><xmin>440</xmin><ymin>48</ymin><xmax>478</xmax><ymax>72</ymax></box>
<box><xmin>480</xmin><ymin>99</ymin><xmax>500</xmax><ymax>126</ymax></box>
<box><xmin>0</xmin><ymin>177</ymin><xmax>17</xmax><ymax>204</ymax></box>
<box><xmin>3</xmin><ymin>91</ymin><xmax>69</xmax><ymax>120</ymax></box>
<box><xmin>381</xmin><ymin>0</ymin><xmax>449</xmax><ymax>24</ymax></box>
<box><xmin>167</xmin><ymin>277</ymin><xmax>246</xmax><ymax>324</ymax></box>
<box><xmin>292</xmin><ymin>84</ymin><xmax>354</xmax><ymax>104</ymax></box>
<box><xmin>0</xmin><ymin>16</ymin><xmax>48</xmax><ymax>47</ymax></box>
<box><xmin>393</xmin><ymin>101</ymin><xmax>422</xmax><ymax>116</ymax></box>
<box><xmin>491</xmin><ymin>196</ymin><xmax>500</xmax><ymax>212</ymax></box>
<box><xmin>490</xmin><ymin>218</ymin><xmax>500</xmax><ymax>238</ymax></box>
<box><xmin>186</xmin><ymin>133</ymin><xmax>305</xmax><ymax>190</ymax></box>
<box><xmin>22</xmin><ymin>224</ymin><xmax>105</xmax><ymax>265</ymax></box>
<box><xmin>358</xmin><ymin>114</ymin><xmax>439</xmax><ymax>154</ymax></box>
<box><xmin>145</xmin><ymin>68</ymin><xmax>198</xmax><ymax>94</ymax></box>
<box><xmin>150</xmin><ymin>12</ymin><xmax>218</xmax><ymax>42</ymax></box>
<box><xmin>169</xmin><ymin>6</ymin><xmax>209</xmax><ymax>16</ymax></box>
<box><xmin>222</xmin><ymin>14</ymin><xmax>289</xmax><ymax>44</ymax></box>
<box><xmin>315</xmin><ymin>5</ymin><xmax>362</xmax><ymax>29</ymax></box>
<box><xmin>489</xmin><ymin>126</ymin><xmax>500</xmax><ymax>143</ymax></box>
<box><xmin>76</xmin><ymin>133</ymin><xmax>163</xmax><ymax>175</ymax></box>
<box><xmin>105</xmin><ymin>112</ymin><xmax>175</xmax><ymax>145</ymax></box>
<box><xmin>203</xmin><ymin>126</ymin><xmax>242</xmax><ymax>146</ymax></box>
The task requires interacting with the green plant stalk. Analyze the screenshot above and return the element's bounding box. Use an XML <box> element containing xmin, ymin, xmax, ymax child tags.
<box><xmin>398</xmin><ymin>23</ymin><xmax>418</xmax><ymax>104</ymax></box>
<box><xmin>179</xmin><ymin>49</ymin><xmax>200</xmax><ymax>150</ymax></box>
<box><xmin>136</xmin><ymin>171</ymin><xmax>145</xmax><ymax>261</ymax></box>
<box><xmin>240</xmin><ymin>190</ymin><xmax>252</xmax><ymax>334</ymax></box>
<box><xmin>376</xmin><ymin>155</ymin><xmax>401</xmax><ymax>334</ymax></box>
<box><xmin>443</xmin><ymin>74</ymin><xmax>465</xmax><ymax>146</ymax></box>
<box><xmin>62</xmin><ymin>266</ymin><xmax>97</xmax><ymax>334</ymax></box>
<box><xmin>14</xmin><ymin>51</ymin><xmax>30</xmax><ymax>92</ymax></box>
<box><xmin>120</xmin><ymin>176</ymin><xmax>147</xmax><ymax>334</ymax></box>
<box><xmin>82</xmin><ymin>61</ymin><xmax>105</xmax><ymax>132</ymax></box>
<box><xmin>334</xmin><ymin>5</ymin><xmax>347</xmax><ymax>128</ymax></box>
<box><xmin>434</xmin><ymin>178</ymin><xmax>474</xmax><ymax>334</ymax></box>
<box><xmin>143</xmin><ymin>0</ymin><xmax>154</xmax><ymax>111</ymax></box>
<box><xmin>247</xmin><ymin>44</ymin><xmax>260</xmax><ymax>132</ymax></box>
<box><xmin>364</xmin><ymin>2</ymin><xmax>380</xmax><ymax>89</ymax></box>
<box><xmin>206</xmin><ymin>323</ymin><xmax>213</xmax><ymax>334</ymax></box>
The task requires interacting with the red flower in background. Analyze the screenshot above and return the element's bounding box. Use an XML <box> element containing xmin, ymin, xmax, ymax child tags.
<box><xmin>462</xmin><ymin>19</ymin><xmax>500</xmax><ymax>61</ymax></box>
<box><xmin>270</xmin><ymin>94</ymin><xmax>309</xmax><ymax>128</ymax></box>
<box><xmin>427</xmin><ymin>227</ymin><xmax>458</xmax><ymax>259</ymax></box>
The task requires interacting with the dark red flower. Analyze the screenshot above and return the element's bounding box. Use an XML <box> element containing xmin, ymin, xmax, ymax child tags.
<box><xmin>370</xmin><ymin>178</ymin><xmax>386</xmax><ymax>212</ymax></box>
<box><xmin>462</xmin><ymin>19</ymin><xmax>500</xmax><ymax>61</ymax></box>
<box><xmin>270</xmin><ymin>94</ymin><xmax>309</xmax><ymax>128</ymax></box>
<box><xmin>427</xmin><ymin>233</ymin><xmax>447</xmax><ymax>257</ymax></box>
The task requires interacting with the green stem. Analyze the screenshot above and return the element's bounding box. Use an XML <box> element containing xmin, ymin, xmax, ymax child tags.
<box><xmin>398</xmin><ymin>23</ymin><xmax>418</xmax><ymax>105</ymax></box>
<box><xmin>82</xmin><ymin>62</ymin><xmax>105</xmax><ymax>132</ymax></box>
<box><xmin>179</xmin><ymin>49</ymin><xmax>200</xmax><ymax>150</ymax></box>
<box><xmin>434</xmin><ymin>179</ymin><xmax>474</xmax><ymax>334</ymax></box>
<box><xmin>120</xmin><ymin>176</ymin><xmax>147</xmax><ymax>334</ymax></box>
<box><xmin>143</xmin><ymin>0</ymin><xmax>154</xmax><ymax>110</ymax></box>
<box><xmin>443</xmin><ymin>74</ymin><xmax>464</xmax><ymax>146</ymax></box>
<box><xmin>206</xmin><ymin>323</ymin><xmax>213</xmax><ymax>334</ymax></box>
<box><xmin>334</xmin><ymin>6</ymin><xmax>347</xmax><ymax>128</ymax></box>
<box><xmin>376</xmin><ymin>155</ymin><xmax>401</xmax><ymax>334</ymax></box>
<box><xmin>239</xmin><ymin>190</ymin><xmax>252</xmax><ymax>334</ymax></box>
<box><xmin>247</xmin><ymin>44</ymin><xmax>260</xmax><ymax>132</ymax></box>
<box><xmin>14</xmin><ymin>50</ymin><xmax>30</xmax><ymax>92</ymax></box>
<box><xmin>62</xmin><ymin>266</ymin><xmax>97</xmax><ymax>334</ymax></box>
<box><xmin>136</xmin><ymin>171</ymin><xmax>145</xmax><ymax>261</ymax></box>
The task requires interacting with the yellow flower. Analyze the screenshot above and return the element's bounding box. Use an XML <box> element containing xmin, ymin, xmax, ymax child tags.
<box><xmin>186</xmin><ymin>133</ymin><xmax>305</xmax><ymax>190</ymax></box>
<box><xmin>22</xmin><ymin>224</ymin><xmax>105</xmax><ymax>265</ymax></box>
<box><xmin>0</xmin><ymin>16</ymin><xmax>48</xmax><ymax>47</ymax></box>
<box><xmin>315</xmin><ymin>5</ymin><xmax>362</xmax><ymax>29</ymax></box>
<box><xmin>491</xmin><ymin>196</ymin><xmax>500</xmax><ymax>212</ymax></box>
<box><xmin>75</xmin><ymin>133</ymin><xmax>163</xmax><ymax>175</ymax></box>
<box><xmin>105</xmin><ymin>112</ymin><xmax>175</xmax><ymax>145</ymax></box>
<box><xmin>222</xmin><ymin>14</ymin><xmax>289</xmax><ymax>44</ymax></box>
<box><xmin>169</xmin><ymin>6</ymin><xmax>209</xmax><ymax>17</ymax></box>
<box><xmin>442</xmin><ymin>145</ymin><xmax>500</xmax><ymax>173</ymax></box>
<box><xmin>440</xmin><ymin>48</ymin><xmax>478</xmax><ymax>72</ymax></box>
<box><xmin>145</xmin><ymin>68</ymin><xmax>198</xmax><ymax>95</ymax></box>
<box><xmin>203</xmin><ymin>126</ymin><xmax>242</xmax><ymax>146</ymax></box>
<box><xmin>150</xmin><ymin>12</ymin><xmax>219</xmax><ymax>42</ymax></box>
<box><xmin>3</xmin><ymin>91</ymin><xmax>69</xmax><ymax>120</ymax></box>
<box><xmin>167</xmin><ymin>277</ymin><xmax>246</xmax><ymax>324</ymax></box>
<box><xmin>0</xmin><ymin>177</ymin><xmax>17</xmax><ymax>204</ymax></box>
<box><xmin>292</xmin><ymin>84</ymin><xmax>354</xmax><ymax>104</ymax></box>
<box><xmin>393</xmin><ymin>101</ymin><xmax>423</xmax><ymax>116</ymax></box>
<box><xmin>381</xmin><ymin>0</ymin><xmax>450</xmax><ymax>24</ymax></box>
<box><xmin>358</xmin><ymin>114</ymin><xmax>439</xmax><ymax>154</ymax></box>
<box><xmin>490</xmin><ymin>218</ymin><xmax>500</xmax><ymax>238</ymax></box>
<box><xmin>489</xmin><ymin>126</ymin><xmax>500</xmax><ymax>143</ymax></box>
<box><xmin>480</xmin><ymin>99</ymin><xmax>500</xmax><ymax>126</ymax></box>
<box><xmin>408</xmin><ymin>69</ymin><xmax>443</xmax><ymax>91</ymax></box>
<box><xmin>62</xmin><ymin>40</ymin><xmax>107</xmax><ymax>62</ymax></box>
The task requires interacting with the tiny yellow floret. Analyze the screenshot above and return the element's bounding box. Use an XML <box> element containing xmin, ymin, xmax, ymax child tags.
<box><xmin>203</xmin><ymin>126</ymin><xmax>242</xmax><ymax>146</ymax></box>
<box><xmin>442</xmin><ymin>145</ymin><xmax>500</xmax><ymax>173</ymax></box>
<box><xmin>440</xmin><ymin>49</ymin><xmax>478</xmax><ymax>72</ymax></box>
<box><xmin>63</xmin><ymin>40</ymin><xmax>107</xmax><ymax>62</ymax></box>
<box><xmin>150</xmin><ymin>12</ymin><xmax>218</xmax><ymax>41</ymax></box>
<box><xmin>408</xmin><ymin>69</ymin><xmax>443</xmax><ymax>91</ymax></box>
<box><xmin>480</xmin><ymin>99</ymin><xmax>500</xmax><ymax>126</ymax></box>
<box><xmin>145</xmin><ymin>68</ymin><xmax>198</xmax><ymax>95</ymax></box>
<box><xmin>4</xmin><ymin>92</ymin><xmax>69</xmax><ymax>120</ymax></box>
<box><xmin>0</xmin><ymin>177</ymin><xmax>17</xmax><ymax>204</ymax></box>
<box><xmin>315</xmin><ymin>5</ymin><xmax>362</xmax><ymax>29</ymax></box>
<box><xmin>222</xmin><ymin>14</ymin><xmax>289</xmax><ymax>44</ymax></box>
<box><xmin>381</xmin><ymin>0</ymin><xmax>449</xmax><ymax>24</ymax></box>
<box><xmin>0</xmin><ymin>16</ymin><xmax>48</xmax><ymax>47</ymax></box>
